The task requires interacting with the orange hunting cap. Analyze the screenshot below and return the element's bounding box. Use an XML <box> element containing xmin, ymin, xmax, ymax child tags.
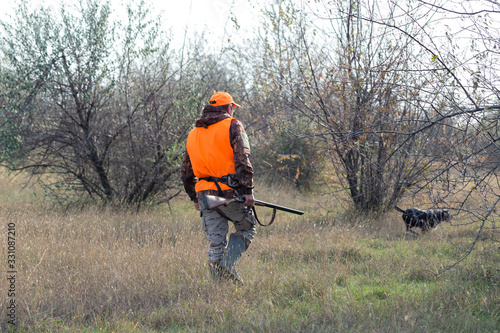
<box><xmin>209</xmin><ymin>91</ymin><xmax>241</xmax><ymax>108</ymax></box>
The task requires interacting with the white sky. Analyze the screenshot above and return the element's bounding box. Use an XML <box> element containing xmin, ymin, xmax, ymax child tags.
<box><xmin>2</xmin><ymin>0</ymin><xmax>497</xmax><ymax>73</ymax></box>
<box><xmin>1</xmin><ymin>0</ymin><xmax>262</xmax><ymax>47</ymax></box>
<box><xmin>3</xmin><ymin>0</ymin><xmax>492</xmax><ymax>46</ymax></box>
<box><xmin>158</xmin><ymin>0</ymin><xmax>262</xmax><ymax>47</ymax></box>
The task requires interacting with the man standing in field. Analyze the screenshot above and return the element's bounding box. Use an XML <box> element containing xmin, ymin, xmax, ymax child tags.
<box><xmin>181</xmin><ymin>91</ymin><xmax>257</xmax><ymax>284</ymax></box>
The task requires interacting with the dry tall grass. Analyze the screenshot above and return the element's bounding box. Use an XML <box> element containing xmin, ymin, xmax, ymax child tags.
<box><xmin>0</xmin><ymin>174</ymin><xmax>498</xmax><ymax>332</ymax></box>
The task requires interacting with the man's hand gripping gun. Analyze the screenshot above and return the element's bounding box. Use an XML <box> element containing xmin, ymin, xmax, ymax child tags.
<box><xmin>202</xmin><ymin>194</ymin><xmax>304</xmax><ymax>226</ymax></box>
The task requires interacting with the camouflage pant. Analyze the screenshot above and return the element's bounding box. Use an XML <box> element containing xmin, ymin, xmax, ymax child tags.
<box><xmin>199</xmin><ymin>198</ymin><xmax>257</xmax><ymax>263</ymax></box>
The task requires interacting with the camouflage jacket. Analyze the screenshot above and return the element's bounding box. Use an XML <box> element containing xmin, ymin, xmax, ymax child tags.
<box><xmin>180</xmin><ymin>106</ymin><xmax>254</xmax><ymax>203</ymax></box>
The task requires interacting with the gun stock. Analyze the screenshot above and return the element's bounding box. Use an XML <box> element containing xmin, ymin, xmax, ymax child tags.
<box><xmin>202</xmin><ymin>195</ymin><xmax>242</xmax><ymax>210</ymax></box>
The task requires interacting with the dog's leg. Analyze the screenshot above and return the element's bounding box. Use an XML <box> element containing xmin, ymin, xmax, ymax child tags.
<box><xmin>405</xmin><ymin>227</ymin><xmax>419</xmax><ymax>236</ymax></box>
<box><xmin>406</xmin><ymin>218</ymin><xmax>418</xmax><ymax>235</ymax></box>
<box><xmin>421</xmin><ymin>221</ymin><xmax>430</xmax><ymax>233</ymax></box>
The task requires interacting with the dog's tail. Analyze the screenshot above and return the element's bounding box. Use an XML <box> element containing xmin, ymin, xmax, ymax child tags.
<box><xmin>394</xmin><ymin>206</ymin><xmax>405</xmax><ymax>213</ymax></box>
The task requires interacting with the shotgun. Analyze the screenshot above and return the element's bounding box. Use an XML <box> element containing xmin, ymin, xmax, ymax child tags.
<box><xmin>202</xmin><ymin>195</ymin><xmax>304</xmax><ymax>215</ymax></box>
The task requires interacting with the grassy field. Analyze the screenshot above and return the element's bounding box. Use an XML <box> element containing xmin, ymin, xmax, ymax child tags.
<box><xmin>0</xmin><ymin>174</ymin><xmax>498</xmax><ymax>332</ymax></box>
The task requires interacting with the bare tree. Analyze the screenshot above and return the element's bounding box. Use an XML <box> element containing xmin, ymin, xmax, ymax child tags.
<box><xmin>246</xmin><ymin>0</ymin><xmax>459</xmax><ymax>210</ymax></box>
<box><xmin>245</xmin><ymin>0</ymin><xmax>499</xmax><ymax>254</ymax></box>
<box><xmin>0</xmin><ymin>0</ymin><xmax>222</xmax><ymax>205</ymax></box>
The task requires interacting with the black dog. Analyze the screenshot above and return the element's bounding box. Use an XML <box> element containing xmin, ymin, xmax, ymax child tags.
<box><xmin>394</xmin><ymin>206</ymin><xmax>451</xmax><ymax>234</ymax></box>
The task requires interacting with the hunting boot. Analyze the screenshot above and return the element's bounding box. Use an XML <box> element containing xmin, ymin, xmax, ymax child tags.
<box><xmin>208</xmin><ymin>261</ymin><xmax>221</xmax><ymax>281</ymax></box>
<box><xmin>218</xmin><ymin>234</ymin><xmax>247</xmax><ymax>285</ymax></box>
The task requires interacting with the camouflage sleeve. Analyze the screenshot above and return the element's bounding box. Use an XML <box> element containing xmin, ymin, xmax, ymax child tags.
<box><xmin>180</xmin><ymin>150</ymin><xmax>198</xmax><ymax>202</ymax></box>
<box><xmin>230</xmin><ymin>119</ymin><xmax>254</xmax><ymax>195</ymax></box>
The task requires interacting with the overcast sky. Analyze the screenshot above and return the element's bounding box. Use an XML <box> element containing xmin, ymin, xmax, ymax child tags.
<box><xmin>2</xmin><ymin>0</ymin><xmax>497</xmax><ymax>62</ymax></box>
<box><xmin>1</xmin><ymin>0</ymin><xmax>262</xmax><ymax>48</ymax></box>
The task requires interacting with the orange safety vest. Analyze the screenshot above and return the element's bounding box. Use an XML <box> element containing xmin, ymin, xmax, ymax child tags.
<box><xmin>186</xmin><ymin>117</ymin><xmax>236</xmax><ymax>193</ymax></box>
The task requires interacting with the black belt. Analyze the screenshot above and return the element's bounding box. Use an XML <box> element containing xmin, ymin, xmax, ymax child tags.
<box><xmin>199</xmin><ymin>175</ymin><xmax>234</xmax><ymax>196</ymax></box>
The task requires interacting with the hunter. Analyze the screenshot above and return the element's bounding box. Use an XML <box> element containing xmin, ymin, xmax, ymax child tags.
<box><xmin>180</xmin><ymin>91</ymin><xmax>257</xmax><ymax>284</ymax></box>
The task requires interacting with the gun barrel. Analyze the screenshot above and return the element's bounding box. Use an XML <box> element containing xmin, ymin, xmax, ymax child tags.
<box><xmin>254</xmin><ymin>200</ymin><xmax>304</xmax><ymax>215</ymax></box>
